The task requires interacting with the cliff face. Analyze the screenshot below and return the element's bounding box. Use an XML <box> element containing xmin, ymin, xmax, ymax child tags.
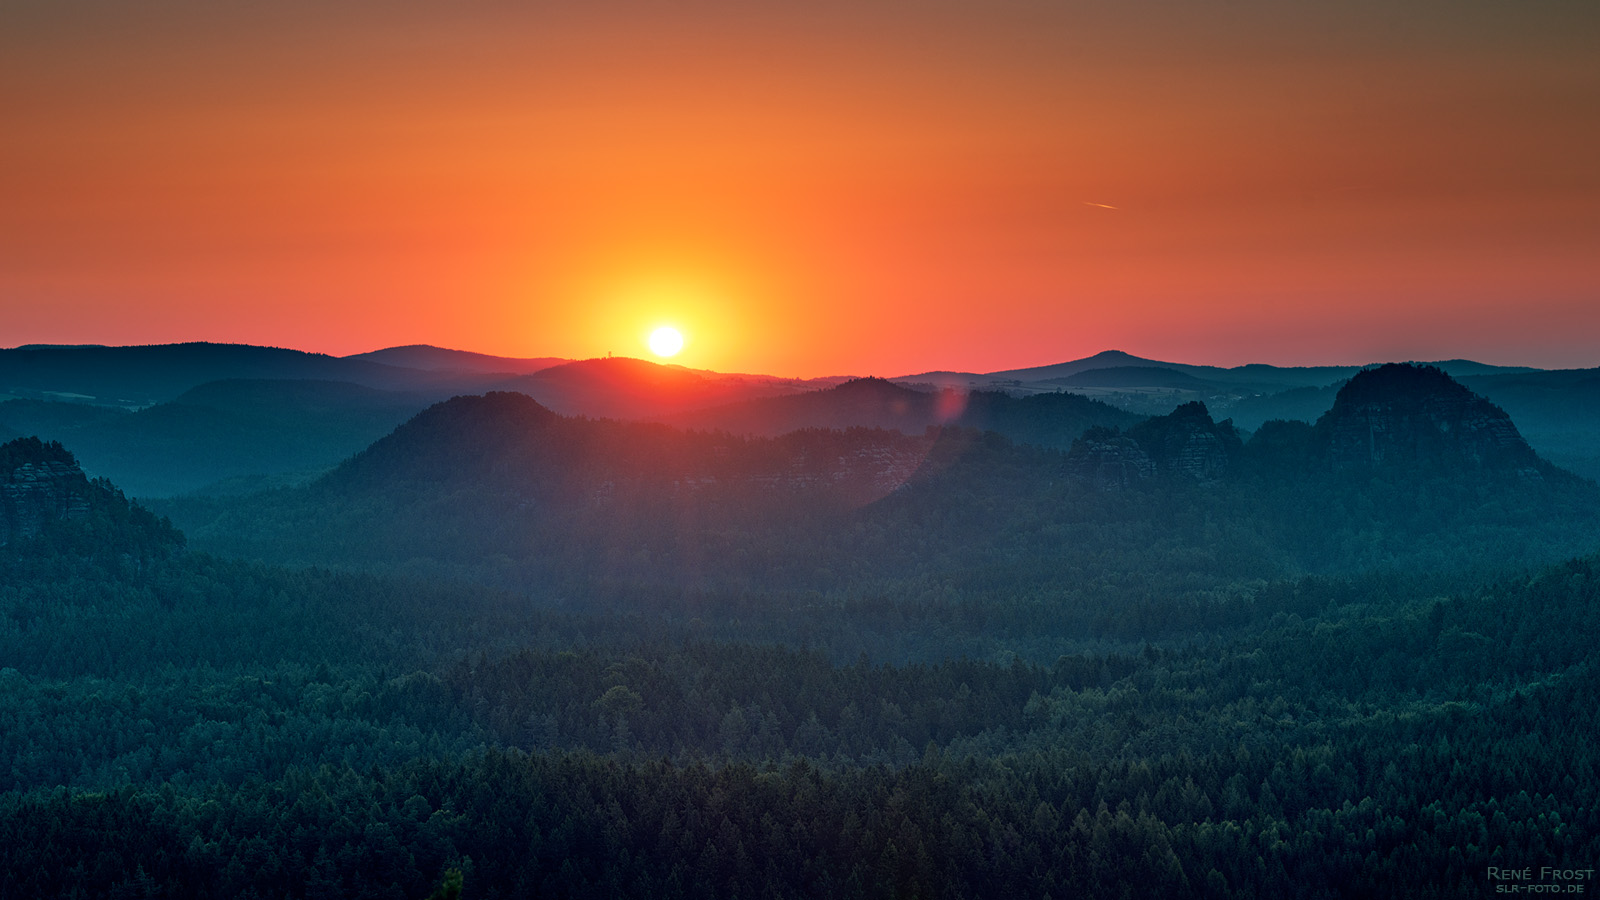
<box><xmin>1065</xmin><ymin>428</ymin><xmax>1156</xmax><ymax>489</ymax></box>
<box><xmin>1128</xmin><ymin>402</ymin><xmax>1240</xmax><ymax>482</ymax></box>
<box><xmin>1067</xmin><ymin>402</ymin><xmax>1241</xmax><ymax>488</ymax></box>
<box><xmin>1</xmin><ymin>438</ymin><xmax>93</xmax><ymax>545</ymax></box>
<box><xmin>1316</xmin><ymin>364</ymin><xmax>1543</xmax><ymax>479</ymax></box>
<box><xmin>1069</xmin><ymin>366</ymin><xmax>1549</xmax><ymax>490</ymax></box>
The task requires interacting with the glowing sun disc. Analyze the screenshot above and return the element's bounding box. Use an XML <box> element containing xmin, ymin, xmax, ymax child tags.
<box><xmin>648</xmin><ymin>326</ymin><xmax>684</xmax><ymax>357</ymax></box>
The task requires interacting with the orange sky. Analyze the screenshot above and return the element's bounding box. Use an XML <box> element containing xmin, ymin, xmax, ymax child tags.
<box><xmin>3</xmin><ymin>1</ymin><xmax>1597</xmax><ymax>377</ymax></box>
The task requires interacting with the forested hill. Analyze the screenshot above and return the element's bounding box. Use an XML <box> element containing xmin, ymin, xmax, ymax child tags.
<box><xmin>160</xmin><ymin>366</ymin><xmax>1600</xmax><ymax>597</ymax></box>
<box><xmin>6</xmin><ymin>434</ymin><xmax>1600</xmax><ymax>897</ymax></box>
<box><xmin>665</xmin><ymin>377</ymin><xmax>1143</xmax><ymax>449</ymax></box>
<box><xmin>1315</xmin><ymin>362</ymin><xmax>1546</xmax><ymax>475</ymax></box>
<box><xmin>0</xmin><ymin>436</ymin><xmax>89</xmax><ymax>545</ymax></box>
<box><xmin>1</xmin><ymin>379</ymin><xmax>432</xmax><ymax>497</ymax></box>
<box><xmin>0</xmin><ymin>342</ymin><xmax>471</xmax><ymax>406</ymax></box>
<box><xmin>8</xmin><ymin>383</ymin><xmax>1600</xmax><ymax>896</ymax></box>
<box><xmin>324</xmin><ymin>389</ymin><xmax>954</xmax><ymax>510</ymax></box>
<box><xmin>1072</xmin><ymin>363</ymin><xmax>1570</xmax><ymax>487</ymax></box>
<box><xmin>0</xmin><ymin>436</ymin><xmax>181</xmax><ymax>557</ymax></box>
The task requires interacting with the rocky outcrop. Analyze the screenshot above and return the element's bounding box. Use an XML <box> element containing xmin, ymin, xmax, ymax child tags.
<box><xmin>1316</xmin><ymin>364</ymin><xmax>1543</xmax><ymax>479</ymax></box>
<box><xmin>1127</xmin><ymin>402</ymin><xmax>1240</xmax><ymax>481</ymax></box>
<box><xmin>1067</xmin><ymin>403</ymin><xmax>1241</xmax><ymax>488</ymax></box>
<box><xmin>1</xmin><ymin>437</ymin><xmax>93</xmax><ymax>545</ymax></box>
<box><xmin>1070</xmin><ymin>367</ymin><xmax>1551</xmax><ymax>489</ymax></box>
<box><xmin>1066</xmin><ymin>427</ymin><xmax>1156</xmax><ymax>489</ymax></box>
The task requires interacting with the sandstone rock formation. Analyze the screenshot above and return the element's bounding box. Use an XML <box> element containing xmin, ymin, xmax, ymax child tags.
<box><xmin>1316</xmin><ymin>363</ymin><xmax>1543</xmax><ymax>479</ymax></box>
<box><xmin>1</xmin><ymin>437</ymin><xmax>93</xmax><ymax>545</ymax></box>
<box><xmin>1067</xmin><ymin>402</ymin><xmax>1242</xmax><ymax>488</ymax></box>
<box><xmin>1066</xmin><ymin>427</ymin><xmax>1157</xmax><ymax>489</ymax></box>
<box><xmin>1127</xmin><ymin>401</ymin><xmax>1241</xmax><ymax>482</ymax></box>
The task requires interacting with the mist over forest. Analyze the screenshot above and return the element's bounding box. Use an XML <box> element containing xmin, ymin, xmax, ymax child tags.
<box><xmin>3</xmin><ymin>345</ymin><xmax>1598</xmax><ymax>898</ymax></box>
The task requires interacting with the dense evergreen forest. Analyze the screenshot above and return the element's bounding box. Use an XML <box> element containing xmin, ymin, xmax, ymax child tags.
<box><xmin>3</xmin><ymin>365</ymin><xmax>1598</xmax><ymax>897</ymax></box>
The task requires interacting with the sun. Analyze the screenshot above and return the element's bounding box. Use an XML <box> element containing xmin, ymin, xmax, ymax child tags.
<box><xmin>648</xmin><ymin>326</ymin><xmax>685</xmax><ymax>358</ymax></box>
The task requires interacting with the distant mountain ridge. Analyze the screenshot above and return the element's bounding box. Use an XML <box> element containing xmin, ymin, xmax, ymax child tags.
<box><xmin>7</xmin><ymin>341</ymin><xmax>1596</xmax><ymax>492</ymax></box>
<box><xmin>166</xmin><ymin>390</ymin><xmax>996</xmax><ymax>581</ymax></box>
<box><xmin>0</xmin><ymin>346</ymin><xmax>834</xmax><ymax>495</ymax></box>
<box><xmin>664</xmin><ymin>376</ymin><xmax>1142</xmax><ymax>449</ymax></box>
<box><xmin>344</xmin><ymin>345</ymin><xmax>567</xmax><ymax>375</ymax></box>
<box><xmin>969</xmin><ymin>349</ymin><xmax>1536</xmax><ymax>389</ymax></box>
<box><xmin>0</xmin><ymin>340</ymin><xmax>1559</xmax><ymax>412</ymax></box>
<box><xmin>1067</xmin><ymin>363</ymin><xmax>1559</xmax><ymax>489</ymax></box>
<box><xmin>1046</xmin><ymin>366</ymin><xmax>1210</xmax><ymax>389</ymax></box>
<box><xmin>327</xmin><ymin>390</ymin><xmax>943</xmax><ymax>510</ymax></box>
<box><xmin>491</xmin><ymin>357</ymin><xmax>817</xmax><ymax>419</ymax></box>
<box><xmin>161</xmin><ymin>363</ymin><xmax>1600</xmax><ymax>592</ymax></box>
<box><xmin>1</xmin><ymin>379</ymin><xmax>430</xmax><ymax>497</ymax></box>
<box><xmin>0</xmin><ymin>342</ymin><xmax>463</xmax><ymax>407</ymax></box>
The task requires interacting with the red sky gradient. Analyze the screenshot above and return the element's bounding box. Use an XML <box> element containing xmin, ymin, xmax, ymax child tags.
<box><xmin>3</xmin><ymin>1</ymin><xmax>1597</xmax><ymax>377</ymax></box>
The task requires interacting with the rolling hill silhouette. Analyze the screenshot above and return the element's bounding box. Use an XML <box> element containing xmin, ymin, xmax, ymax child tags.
<box><xmin>0</xmin><ymin>342</ymin><xmax>468</xmax><ymax>406</ymax></box>
<box><xmin>488</xmin><ymin>356</ymin><xmax>824</xmax><ymax>419</ymax></box>
<box><xmin>344</xmin><ymin>345</ymin><xmax>567</xmax><ymax>375</ymax></box>
<box><xmin>161</xmin><ymin>365</ymin><xmax>1599</xmax><ymax>594</ymax></box>
<box><xmin>9</xmin><ymin>342</ymin><xmax>1595</xmax><ymax>496</ymax></box>
<box><xmin>666</xmin><ymin>377</ymin><xmax>1141</xmax><ymax>449</ymax></box>
<box><xmin>1047</xmin><ymin>366</ymin><xmax>1211</xmax><ymax>389</ymax></box>
<box><xmin>2</xmin><ymin>379</ymin><xmax>428</xmax><ymax>496</ymax></box>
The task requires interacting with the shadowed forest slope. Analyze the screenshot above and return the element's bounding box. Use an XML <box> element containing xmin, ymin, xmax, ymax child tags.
<box><xmin>160</xmin><ymin>367</ymin><xmax>1599</xmax><ymax>602</ymax></box>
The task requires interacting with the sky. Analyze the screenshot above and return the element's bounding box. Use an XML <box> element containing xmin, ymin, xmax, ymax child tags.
<box><xmin>3</xmin><ymin>1</ymin><xmax>1597</xmax><ymax>377</ymax></box>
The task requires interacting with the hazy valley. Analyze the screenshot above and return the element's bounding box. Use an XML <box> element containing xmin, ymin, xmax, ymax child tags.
<box><xmin>2</xmin><ymin>343</ymin><xmax>1598</xmax><ymax>898</ymax></box>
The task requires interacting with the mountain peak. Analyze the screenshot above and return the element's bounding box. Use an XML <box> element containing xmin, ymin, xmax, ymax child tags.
<box><xmin>345</xmin><ymin>345</ymin><xmax>565</xmax><ymax>375</ymax></box>
<box><xmin>1086</xmin><ymin>349</ymin><xmax>1145</xmax><ymax>363</ymax></box>
<box><xmin>1318</xmin><ymin>363</ymin><xmax>1542</xmax><ymax>475</ymax></box>
<box><xmin>2</xmin><ymin>437</ymin><xmax>94</xmax><ymax>544</ymax></box>
<box><xmin>1333</xmin><ymin>363</ymin><xmax>1471</xmax><ymax>408</ymax></box>
<box><xmin>1068</xmin><ymin>400</ymin><xmax>1240</xmax><ymax>486</ymax></box>
<box><xmin>832</xmin><ymin>376</ymin><xmax>920</xmax><ymax>397</ymax></box>
<box><xmin>531</xmin><ymin>356</ymin><xmax>706</xmax><ymax>388</ymax></box>
<box><xmin>331</xmin><ymin>392</ymin><xmax>559</xmax><ymax>488</ymax></box>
